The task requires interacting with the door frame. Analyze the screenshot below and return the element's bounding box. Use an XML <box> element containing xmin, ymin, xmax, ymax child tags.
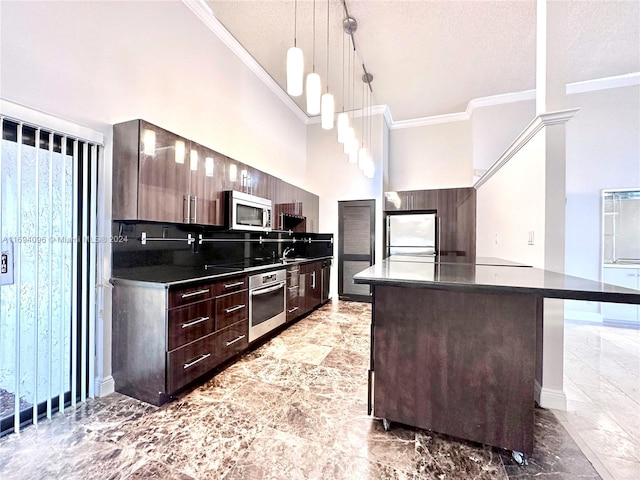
<box><xmin>338</xmin><ymin>199</ymin><xmax>376</xmax><ymax>302</ymax></box>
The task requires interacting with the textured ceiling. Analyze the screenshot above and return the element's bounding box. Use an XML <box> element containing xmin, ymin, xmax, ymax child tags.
<box><xmin>206</xmin><ymin>0</ymin><xmax>640</xmax><ymax>122</ymax></box>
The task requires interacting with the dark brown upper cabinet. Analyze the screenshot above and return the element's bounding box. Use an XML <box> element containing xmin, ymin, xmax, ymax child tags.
<box><xmin>113</xmin><ymin>119</ymin><xmax>319</xmax><ymax>231</ymax></box>
<box><xmin>113</xmin><ymin>120</ymin><xmax>225</xmax><ymax>226</ymax></box>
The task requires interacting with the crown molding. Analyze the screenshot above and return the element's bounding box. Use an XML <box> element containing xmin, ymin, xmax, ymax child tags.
<box><xmin>307</xmin><ymin>104</ymin><xmax>390</xmax><ymax>125</ymax></box>
<box><xmin>567</xmin><ymin>72</ymin><xmax>640</xmax><ymax>95</ymax></box>
<box><xmin>182</xmin><ymin>0</ymin><xmax>309</xmax><ymax>125</ymax></box>
<box><xmin>473</xmin><ymin>108</ymin><xmax>579</xmax><ymax>189</ymax></box>
<box><xmin>389</xmin><ymin>111</ymin><xmax>471</xmax><ymax>130</ymax></box>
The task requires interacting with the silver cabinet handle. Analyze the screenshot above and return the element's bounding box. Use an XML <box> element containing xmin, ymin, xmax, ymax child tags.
<box><xmin>226</xmin><ymin>335</ymin><xmax>246</xmax><ymax>347</ymax></box>
<box><xmin>181</xmin><ymin>316</ymin><xmax>210</xmax><ymax>328</ymax></box>
<box><xmin>181</xmin><ymin>288</ymin><xmax>210</xmax><ymax>299</ymax></box>
<box><xmin>183</xmin><ymin>195</ymin><xmax>191</xmax><ymax>223</ymax></box>
<box><xmin>191</xmin><ymin>195</ymin><xmax>197</xmax><ymax>223</ymax></box>
<box><xmin>288</xmin><ymin>268</ymin><xmax>300</xmax><ymax>273</ymax></box>
<box><xmin>251</xmin><ymin>282</ymin><xmax>285</xmax><ymax>296</ymax></box>
<box><xmin>224</xmin><ymin>304</ymin><xmax>245</xmax><ymax>314</ymax></box>
<box><xmin>224</xmin><ymin>281</ymin><xmax>245</xmax><ymax>289</ymax></box>
<box><xmin>288</xmin><ymin>286</ymin><xmax>298</xmax><ymax>291</ymax></box>
<box><xmin>287</xmin><ymin>306</ymin><xmax>299</xmax><ymax>313</ymax></box>
<box><xmin>311</xmin><ymin>271</ymin><xmax>316</xmax><ymax>289</ymax></box>
<box><xmin>183</xmin><ymin>353</ymin><xmax>211</xmax><ymax>369</ymax></box>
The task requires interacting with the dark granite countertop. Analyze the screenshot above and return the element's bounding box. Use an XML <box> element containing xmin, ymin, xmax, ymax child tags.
<box><xmin>353</xmin><ymin>257</ymin><xmax>640</xmax><ymax>305</ymax></box>
<box><xmin>110</xmin><ymin>256</ymin><xmax>333</xmax><ymax>287</ymax></box>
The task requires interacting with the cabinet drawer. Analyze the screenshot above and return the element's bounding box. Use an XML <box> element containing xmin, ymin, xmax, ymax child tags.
<box><xmin>168</xmin><ymin>301</ymin><xmax>215</xmax><ymax>351</ymax></box>
<box><xmin>213</xmin><ymin>319</ymin><xmax>249</xmax><ymax>366</ymax></box>
<box><xmin>287</xmin><ymin>284</ymin><xmax>299</xmax><ymax>300</ymax></box>
<box><xmin>287</xmin><ymin>267</ymin><xmax>300</xmax><ymax>287</ymax></box>
<box><xmin>167</xmin><ymin>333</ymin><xmax>216</xmax><ymax>393</ymax></box>
<box><xmin>169</xmin><ymin>284</ymin><xmax>214</xmax><ymax>308</ymax></box>
<box><xmin>215</xmin><ymin>290</ymin><xmax>248</xmax><ymax>330</ymax></box>
<box><xmin>286</xmin><ymin>299</ymin><xmax>301</xmax><ymax>322</ymax></box>
<box><xmin>214</xmin><ymin>276</ymin><xmax>248</xmax><ymax>295</ymax></box>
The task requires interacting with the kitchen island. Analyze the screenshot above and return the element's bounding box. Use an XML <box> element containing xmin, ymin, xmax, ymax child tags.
<box><xmin>353</xmin><ymin>256</ymin><xmax>640</xmax><ymax>455</ymax></box>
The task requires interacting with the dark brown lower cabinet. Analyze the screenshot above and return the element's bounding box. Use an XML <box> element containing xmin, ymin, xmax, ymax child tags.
<box><xmin>112</xmin><ymin>275</ymin><xmax>248</xmax><ymax>406</ymax></box>
<box><xmin>370</xmin><ymin>285</ymin><xmax>539</xmax><ymax>454</ymax></box>
<box><xmin>286</xmin><ymin>265</ymin><xmax>302</xmax><ymax>321</ymax></box>
<box><xmin>112</xmin><ymin>259</ymin><xmax>331</xmax><ymax>406</ymax></box>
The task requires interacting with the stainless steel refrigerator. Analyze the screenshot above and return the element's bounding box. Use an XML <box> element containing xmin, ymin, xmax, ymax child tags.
<box><xmin>386</xmin><ymin>212</ymin><xmax>437</xmax><ymax>257</ymax></box>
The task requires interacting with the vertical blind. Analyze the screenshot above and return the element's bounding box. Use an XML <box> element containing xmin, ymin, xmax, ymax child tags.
<box><xmin>0</xmin><ymin>115</ymin><xmax>99</xmax><ymax>435</ymax></box>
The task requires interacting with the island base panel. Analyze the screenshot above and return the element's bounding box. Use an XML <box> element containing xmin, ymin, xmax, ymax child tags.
<box><xmin>372</xmin><ymin>285</ymin><xmax>536</xmax><ymax>453</ymax></box>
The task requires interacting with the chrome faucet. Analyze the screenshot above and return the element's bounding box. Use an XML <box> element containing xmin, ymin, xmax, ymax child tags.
<box><xmin>282</xmin><ymin>246</ymin><xmax>294</xmax><ymax>261</ymax></box>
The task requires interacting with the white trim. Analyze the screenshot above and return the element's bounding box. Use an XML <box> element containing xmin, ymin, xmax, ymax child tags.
<box><xmin>307</xmin><ymin>104</ymin><xmax>389</xmax><ymax>125</ymax></box>
<box><xmin>182</xmin><ymin>0</ymin><xmax>309</xmax><ymax>125</ymax></box>
<box><xmin>473</xmin><ymin>109</ymin><xmax>579</xmax><ymax>189</ymax></box>
<box><xmin>567</xmin><ymin>72</ymin><xmax>640</xmax><ymax>95</ymax></box>
<box><xmin>0</xmin><ymin>99</ymin><xmax>104</xmax><ymax>144</ymax></box>
<box><xmin>94</xmin><ymin>375</ymin><xmax>115</xmax><ymax>397</ymax></box>
<box><xmin>390</xmin><ymin>111</ymin><xmax>470</xmax><ymax>130</ymax></box>
<box><xmin>539</xmin><ymin>385</ymin><xmax>568</xmax><ymax>411</ymax></box>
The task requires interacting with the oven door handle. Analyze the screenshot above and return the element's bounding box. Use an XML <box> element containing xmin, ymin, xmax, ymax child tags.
<box><xmin>250</xmin><ymin>282</ymin><xmax>285</xmax><ymax>296</ymax></box>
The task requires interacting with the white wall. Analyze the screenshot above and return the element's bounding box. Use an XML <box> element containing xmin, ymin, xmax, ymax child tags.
<box><xmin>0</xmin><ymin>1</ymin><xmax>307</xmax><ymax>186</ymax></box>
<box><xmin>388</xmin><ymin>120</ymin><xmax>474</xmax><ymax>191</ymax></box>
<box><xmin>471</xmin><ymin>100</ymin><xmax>536</xmax><ymax>173</ymax></box>
<box><xmin>306</xmin><ymin>114</ymin><xmax>387</xmax><ymax>296</ymax></box>
<box><xmin>476</xmin><ymin>132</ymin><xmax>547</xmax><ymax>267</ymax></box>
<box><xmin>564</xmin><ymin>84</ymin><xmax>640</xmax><ymax>318</ymax></box>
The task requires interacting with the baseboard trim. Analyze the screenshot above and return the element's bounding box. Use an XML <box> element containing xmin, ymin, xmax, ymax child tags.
<box><xmin>94</xmin><ymin>376</ymin><xmax>115</xmax><ymax>397</ymax></box>
<box><xmin>536</xmin><ymin>381</ymin><xmax>567</xmax><ymax>411</ymax></box>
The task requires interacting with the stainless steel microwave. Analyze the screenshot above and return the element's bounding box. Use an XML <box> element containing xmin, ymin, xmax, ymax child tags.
<box><xmin>225</xmin><ymin>190</ymin><xmax>272</xmax><ymax>232</ymax></box>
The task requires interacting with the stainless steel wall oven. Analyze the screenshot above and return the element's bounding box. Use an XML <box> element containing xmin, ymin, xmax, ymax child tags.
<box><xmin>248</xmin><ymin>269</ymin><xmax>286</xmax><ymax>342</ymax></box>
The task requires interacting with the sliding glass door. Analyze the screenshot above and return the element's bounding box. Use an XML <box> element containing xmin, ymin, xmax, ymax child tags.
<box><xmin>0</xmin><ymin>117</ymin><xmax>99</xmax><ymax>436</ymax></box>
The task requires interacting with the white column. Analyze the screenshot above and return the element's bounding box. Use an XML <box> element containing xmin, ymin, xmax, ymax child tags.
<box><xmin>537</xmin><ymin>0</ymin><xmax>568</xmax><ymax>410</ymax></box>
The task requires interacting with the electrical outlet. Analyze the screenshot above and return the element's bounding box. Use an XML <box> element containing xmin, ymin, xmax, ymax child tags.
<box><xmin>528</xmin><ymin>231</ymin><xmax>535</xmax><ymax>246</ymax></box>
<box><xmin>495</xmin><ymin>233</ymin><xmax>500</xmax><ymax>244</ymax></box>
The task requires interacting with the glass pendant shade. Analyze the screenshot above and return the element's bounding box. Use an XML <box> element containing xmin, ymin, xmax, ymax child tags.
<box><xmin>358</xmin><ymin>146</ymin><xmax>368</xmax><ymax>170</ymax></box>
<box><xmin>306</xmin><ymin>73</ymin><xmax>321</xmax><ymax>114</ymax></box>
<box><xmin>286</xmin><ymin>47</ymin><xmax>304</xmax><ymax>96</ymax></box>
<box><xmin>337</xmin><ymin>113</ymin><xmax>349</xmax><ymax>143</ymax></box>
<box><xmin>321</xmin><ymin>93</ymin><xmax>335</xmax><ymax>129</ymax></box>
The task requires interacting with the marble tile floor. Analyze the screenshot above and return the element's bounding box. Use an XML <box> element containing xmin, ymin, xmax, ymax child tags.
<box><xmin>553</xmin><ymin>320</ymin><xmax>640</xmax><ymax>480</ymax></box>
<box><xmin>0</xmin><ymin>300</ymin><xmax>602</xmax><ymax>479</ymax></box>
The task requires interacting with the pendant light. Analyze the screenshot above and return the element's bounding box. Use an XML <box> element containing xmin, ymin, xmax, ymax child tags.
<box><xmin>286</xmin><ymin>0</ymin><xmax>303</xmax><ymax>96</ymax></box>
<box><xmin>337</xmin><ymin>27</ymin><xmax>349</xmax><ymax>143</ymax></box>
<box><xmin>306</xmin><ymin>0</ymin><xmax>321</xmax><ymax>115</ymax></box>
<box><xmin>321</xmin><ymin>0</ymin><xmax>334</xmax><ymax>129</ymax></box>
<box><xmin>346</xmin><ymin>47</ymin><xmax>359</xmax><ymax>163</ymax></box>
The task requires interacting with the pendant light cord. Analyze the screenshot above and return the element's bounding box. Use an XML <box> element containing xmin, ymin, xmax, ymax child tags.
<box><xmin>294</xmin><ymin>0</ymin><xmax>297</xmax><ymax>47</ymax></box>
<box><xmin>312</xmin><ymin>0</ymin><xmax>316</xmax><ymax>72</ymax></box>
<box><xmin>326</xmin><ymin>0</ymin><xmax>330</xmax><ymax>93</ymax></box>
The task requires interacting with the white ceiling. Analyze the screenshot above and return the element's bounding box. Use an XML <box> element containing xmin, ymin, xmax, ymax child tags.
<box><xmin>205</xmin><ymin>0</ymin><xmax>639</xmax><ymax>122</ymax></box>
